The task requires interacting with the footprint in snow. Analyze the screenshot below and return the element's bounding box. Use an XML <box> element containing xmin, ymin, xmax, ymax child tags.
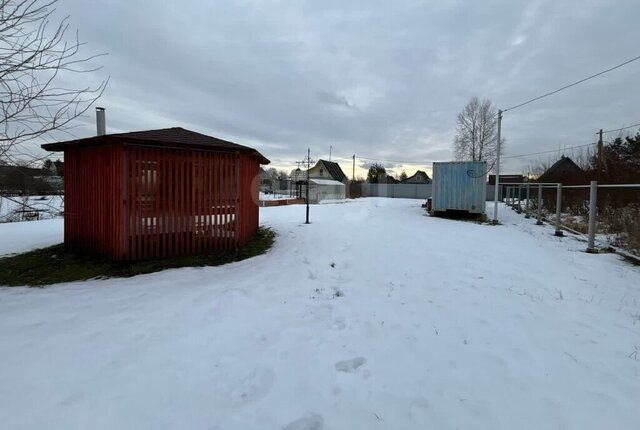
<box><xmin>330</xmin><ymin>318</ymin><xmax>346</xmax><ymax>330</ymax></box>
<box><xmin>335</xmin><ymin>357</ymin><xmax>367</xmax><ymax>373</ymax></box>
<box><xmin>283</xmin><ymin>413</ymin><xmax>324</xmax><ymax>430</ymax></box>
<box><xmin>228</xmin><ymin>367</ymin><xmax>274</xmax><ymax>405</ymax></box>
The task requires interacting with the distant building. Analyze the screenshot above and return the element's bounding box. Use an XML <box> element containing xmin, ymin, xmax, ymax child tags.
<box><xmin>259</xmin><ymin>167</ymin><xmax>274</xmax><ymax>193</ymax></box>
<box><xmin>403</xmin><ymin>170</ymin><xmax>431</xmax><ymax>184</ymax></box>
<box><xmin>307</xmin><ymin>159</ymin><xmax>348</xmax><ymax>183</ymax></box>
<box><xmin>488</xmin><ymin>174</ymin><xmax>525</xmax><ymax>200</ymax></box>
<box><xmin>380</xmin><ymin>174</ymin><xmax>399</xmax><ymax>184</ymax></box>
<box><xmin>487</xmin><ymin>174</ymin><xmax>525</xmax><ymax>185</ymax></box>
<box><xmin>537</xmin><ymin>156</ymin><xmax>586</xmax><ymax>184</ymax></box>
<box><xmin>307</xmin><ymin>179</ymin><xmax>346</xmax><ymax>203</ymax></box>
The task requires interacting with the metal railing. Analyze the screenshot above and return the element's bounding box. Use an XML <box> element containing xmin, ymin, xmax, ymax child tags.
<box><xmin>501</xmin><ymin>181</ymin><xmax>640</xmax><ymax>260</ymax></box>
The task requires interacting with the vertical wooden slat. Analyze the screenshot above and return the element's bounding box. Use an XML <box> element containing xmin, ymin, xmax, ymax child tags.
<box><xmin>195</xmin><ymin>151</ymin><xmax>200</xmax><ymax>254</ymax></box>
<box><xmin>185</xmin><ymin>150</ymin><xmax>190</xmax><ymax>254</ymax></box>
<box><xmin>152</xmin><ymin>148</ymin><xmax>161</xmax><ymax>258</ymax></box>
<box><xmin>144</xmin><ymin>148</ymin><xmax>149</xmax><ymax>260</ymax></box>
<box><xmin>129</xmin><ymin>146</ymin><xmax>135</xmax><ymax>260</ymax></box>
<box><xmin>151</xmin><ymin>148</ymin><xmax>156</xmax><ymax>259</ymax></box>
<box><xmin>121</xmin><ymin>145</ymin><xmax>127</xmax><ymax>260</ymax></box>
<box><xmin>167</xmin><ymin>149</ymin><xmax>174</xmax><ymax>257</ymax></box>
<box><xmin>223</xmin><ymin>154</ymin><xmax>230</xmax><ymax>250</ymax></box>
<box><xmin>207</xmin><ymin>152</ymin><xmax>213</xmax><ymax>252</ymax></box>
<box><xmin>235</xmin><ymin>154</ymin><xmax>240</xmax><ymax>249</ymax></box>
<box><xmin>140</xmin><ymin>147</ymin><xmax>145</xmax><ymax>260</ymax></box>
<box><xmin>177</xmin><ymin>149</ymin><xmax>181</xmax><ymax>257</ymax></box>
<box><xmin>220</xmin><ymin>154</ymin><xmax>227</xmax><ymax>249</ymax></box>
<box><xmin>160</xmin><ymin>149</ymin><xmax>166</xmax><ymax>258</ymax></box>
<box><xmin>189</xmin><ymin>151</ymin><xmax>198</xmax><ymax>254</ymax></box>
<box><xmin>180</xmin><ymin>150</ymin><xmax>185</xmax><ymax>256</ymax></box>
<box><xmin>134</xmin><ymin>147</ymin><xmax>140</xmax><ymax>260</ymax></box>
<box><xmin>212</xmin><ymin>154</ymin><xmax>218</xmax><ymax>251</ymax></box>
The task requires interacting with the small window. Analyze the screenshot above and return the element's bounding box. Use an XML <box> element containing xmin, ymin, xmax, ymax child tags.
<box><xmin>416</xmin><ymin>175</ymin><xmax>421</xmax><ymax>181</ymax></box>
<box><xmin>320</xmin><ymin>168</ymin><xmax>324</xmax><ymax>176</ymax></box>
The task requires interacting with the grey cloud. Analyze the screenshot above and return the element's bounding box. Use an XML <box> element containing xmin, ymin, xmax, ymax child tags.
<box><xmin>30</xmin><ymin>0</ymin><xmax>640</xmax><ymax>177</ymax></box>
<box><xmin>316</xmin><ymin>91</ymin><xmax>355</xmax><ymax>110</ymax></box>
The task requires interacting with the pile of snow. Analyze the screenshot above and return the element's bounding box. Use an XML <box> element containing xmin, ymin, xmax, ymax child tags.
<box><xmin>1</xmin><ymin>199</ymin><xmax>639</xmax><ymax>429</ymax></box>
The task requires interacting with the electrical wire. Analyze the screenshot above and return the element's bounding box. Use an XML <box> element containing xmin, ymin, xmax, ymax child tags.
<box><xmin>502</xmin><ymin>54</ymin><xmax>640</xmax><ymax>113</ymax></box>
<box><xmin>357</xmin><ymin>155</ymin><xmax>435</xmax><ymax>165</ymax></box>
<box><xmin>600</xmin><ymin>122</ymin><xmax>640</xmax><ymax>134</ymax></box>
<box><xmin>501</xmin><ymin>142</ymin><xmax>597</xmax><ymax>159</ymax></box>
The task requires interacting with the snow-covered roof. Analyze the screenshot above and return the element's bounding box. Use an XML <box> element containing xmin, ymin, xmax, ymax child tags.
<box><xmin>309</xmin><ymin>178</ymin><xmax>345</xmax><ymax>186</ymax></box>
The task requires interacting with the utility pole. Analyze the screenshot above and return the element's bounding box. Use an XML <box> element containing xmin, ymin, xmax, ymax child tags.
<box><xmin>492</xmin><ymin>109</ymin><xmax>503</xmax><ymax>224</ymax></box>
<box><xmin>296</xmin><ymin>148</ymin><xmax>315</xmax><ymax>224</ymax></box>
<box><xmin>597</xmin><ymin>128</ymin><xmax>604</xmax><ymax>173</ymax></box>
<box><xmin>329</xmin><ymin>145</ymin><xmax>332</xmax><ymax>162</ymax></box>
<box><xmin>352</xmin><ymin>154</ymin><xmax>355</xmax><ymax>181</ymax></box>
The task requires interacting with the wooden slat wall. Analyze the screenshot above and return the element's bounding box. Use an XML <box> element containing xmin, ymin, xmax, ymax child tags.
<box><xmin>237</xmin><ymin>153</ymin><xmax>261</xmax><ymax>246</ymax></box>
<box><xmin>118</xmin><ymin>145</ymin><xmax>251</xmax><ymax>260</ymax></box>
<box><xmin>63</xmin><ymin>144</ymin><xmax>261</xmax><ymax>261</ymax></box>
<box><xmin>63</xmin><ymin>143</ymin><xmax>122</xmax><ymax>259</ymax></box>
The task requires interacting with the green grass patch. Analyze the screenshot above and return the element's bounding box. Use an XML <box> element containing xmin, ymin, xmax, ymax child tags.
<box><xmin>0</xmin><ymin>227</ymin><xmax>275</xmax><ymax>287</ymax></box>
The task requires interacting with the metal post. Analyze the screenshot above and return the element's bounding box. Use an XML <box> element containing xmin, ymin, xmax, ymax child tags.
<box><xmin>525</xmin><ymin>183</ymin><xmax>531</xmax><ymax>218</ymax></box>
<box><xmin>517</xmin><ymin>185</ymin><xmax>522</xmax><ymax>213</ymax></box>
<box><xmin>536</xmin><ymin>183</ymin><xmax>543</xmax><ymax>225</ymax></box>
<box><xmin>586</xmin><ymin>180</ymin><xmax>598</xmax><ymax>253</ymax></box>
<box><xmin>305</xmin><ymin>148</ymin><xmax>310</xmax><ymax>224</ymax></box>
<box><xmin>554</xmin><ymin>183</ymin><xmax>564</xmax><ymax>237</ymax></box>
<box><xmin>492</xmin><ymin>110</ymin><xmax>503</xmax><ymax>224</ymax></box>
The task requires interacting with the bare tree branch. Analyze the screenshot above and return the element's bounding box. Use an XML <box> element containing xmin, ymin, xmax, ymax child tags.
<box><xmin>453</xmin><ymin>96</ymin><xmax>504</xmax><ymax>169</ymax></box>
<box><xmin>0</xmin><ymin>0</ymin><xmax>108</xmax><ymax>161</ymax></box>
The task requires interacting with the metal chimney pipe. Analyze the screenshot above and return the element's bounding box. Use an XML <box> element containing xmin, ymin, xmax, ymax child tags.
<box><xmin>96</xmin><ymin>107</ymin><xmax>106</xmax><ymax>136</ymax></box>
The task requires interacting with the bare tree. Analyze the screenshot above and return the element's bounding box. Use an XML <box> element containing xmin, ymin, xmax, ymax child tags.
<box><xmin>453</xmin><ymin>97</ymin><xmax>503</xmax><ymax>168</ymax></box>
<box><xmin>0</xmin><ymin>0</ymin><xmax>107</xmax><ymax>164</ymax></box>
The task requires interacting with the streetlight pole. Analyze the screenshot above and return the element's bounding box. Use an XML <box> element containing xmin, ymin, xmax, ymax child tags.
<box><xmin>296</xmin><ymin>148</ymin><xmax>314</xmax><ymax>224</ymax></box>
<box><xmin>492</xmin><ymin>109</ymin><xmax>503</xmax><ymax>224</ymax></box>
<box><xmin>305</xmin><ymin>147</ymin><xmax>310</xmax><ymax>224</ymax></box>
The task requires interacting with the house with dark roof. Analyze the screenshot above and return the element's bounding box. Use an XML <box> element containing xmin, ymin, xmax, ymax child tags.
<box><xmin>380</xmin><ymin>174</ymin><xmax>399</xmax><ymax>184</ymax></box>
<box><xmin>403</xmin><ymin>170</ymin><xmax>431</xmax><ymax>184</ymax></box>
<box><xmin>537</xmin><ymin>156</ymin><xmax>586</xmax><ymax>184</ymax></box>
<box><xmin>307</xmin><ymin>159</ymin><xmax>348</xmax><ymax>183</ymax></box>
<box><xmin>42</xmin><ymin>123</ymin><xmax>269</xmax><ymax>261</ymax></box>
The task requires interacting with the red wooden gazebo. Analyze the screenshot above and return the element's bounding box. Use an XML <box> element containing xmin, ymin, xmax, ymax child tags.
<box><xmin>42</xmin><ymin>127</ymin><xmax>269</xmax><ymax>261</ymax></box>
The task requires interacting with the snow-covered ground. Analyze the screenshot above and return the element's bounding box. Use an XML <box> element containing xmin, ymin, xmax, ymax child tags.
<box><xmin>1</xmin><ymin>198</ymin><xmax>639</xmax><ymax>429</ymax></box>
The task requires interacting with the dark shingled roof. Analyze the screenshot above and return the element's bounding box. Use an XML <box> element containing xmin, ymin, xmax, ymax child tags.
<box><xmin>42</xmin><ymin>127</ymin><xmax>270</xmax><ymax>164</ymax></box>
<box><xmin>538</xmin><ymin>156</ymin><xmax>584</xmax><ymax>183</ymax></box>
<box><xmin>317</xmin><ymin>159</ymin><xmax>347</xmax><ymax>182</ymax></box>
<box><xmin>404</xmin><ymin>170</ymin><xmax>431</xmax><ymax>183</ymax></box>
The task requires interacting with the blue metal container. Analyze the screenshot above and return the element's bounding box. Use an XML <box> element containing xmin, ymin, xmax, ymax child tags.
<box><xmin>432</xmin><ymin>161</ymin><xmax>487</xmax><ymax>214</ymax></box>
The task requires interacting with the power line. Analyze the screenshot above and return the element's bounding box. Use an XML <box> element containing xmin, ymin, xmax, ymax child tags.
<box><xmin>503</xmin><ymin>54</ymin><xmax>640</xmax><ymax>113</ymax></box>
<box><xmin>601</xmin><ymin>122</ymin><xmax>640</xmax><ymax>134</ymax></box>
<box><xmin>357</xmin><ymin>155</ymin><xmax>435</xmax><ymax>165</ymax></box>
<box><xmin>502</xmin><ymin>142</ymin><xmax>597</xmax><ymax>159</ymax></box>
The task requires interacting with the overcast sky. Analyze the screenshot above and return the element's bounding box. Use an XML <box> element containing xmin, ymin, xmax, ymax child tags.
<box><xmin>41</xmin><ymin>0</ymin><xmax>640</xmax><ymax>178</ymax></box>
